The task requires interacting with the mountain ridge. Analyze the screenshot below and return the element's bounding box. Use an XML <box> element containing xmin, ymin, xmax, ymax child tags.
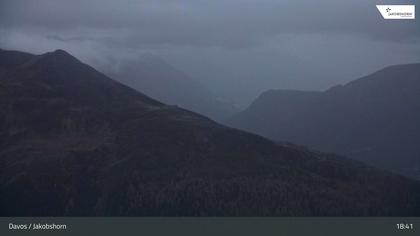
<box><xmin>1</xmin><ymin>48</ymin><xmax>420</xmax><ymax>216</ymax></box>
<box><xmin>229</xmin><ymin>62</ymin><xmax>420</xmax><ymax>179</ymax></box>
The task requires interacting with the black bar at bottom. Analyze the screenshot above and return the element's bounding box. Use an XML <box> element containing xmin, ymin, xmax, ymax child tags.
<box><xmin>1</xmin><ymin>217</ymin><xmax>418</xmax><ymax>236</ymax></box>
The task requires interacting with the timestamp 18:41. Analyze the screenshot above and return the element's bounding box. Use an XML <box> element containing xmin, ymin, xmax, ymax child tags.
<box><xmin>397</xmin><ymin>223</ymin><xmax>414</xmax><ymax>230</ymax></box>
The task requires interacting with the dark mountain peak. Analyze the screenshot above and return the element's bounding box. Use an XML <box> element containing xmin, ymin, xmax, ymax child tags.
<box><xmin>46</xmin><ymin>49</ymin><xmax>76</xmax><ymax>61</ymax></box>
<box><xmin>0</xmin><ymin>49</ymin><xmax>163</xmax><ymax>108</ymax></box>
<box><xmin>37</xmin><ymin>49</ymin><xmax>81</xmax><ymax>66</ymax></box>
<box><xmin>52</xmin><ymin>49</ymin><xmax>70</xmax><ymax>55</ymax></box>
<box><xmin>10</xmin><ymin>49</ymin><xmax>94</xmax><ymax>83</ymax></box>
<box><xmin>1</xmin><ymin>49</ymin><xmax>85</xmax><ymax>76</ymax></box>
<box><xmin>0</xmin><ymin>48</ymin><xmax>77</xmax><ymax>65</ymax></box>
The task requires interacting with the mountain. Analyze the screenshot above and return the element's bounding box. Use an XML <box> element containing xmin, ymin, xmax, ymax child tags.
<box><xmin>229</xmin><ymin>63</ymin><xmax>420</xmax><ymax>179</ymax></box>
<box><xmin>1</xmin><ymin>49</ymin><xmax>420</xmax><ymax>216</ymax></box>
<box><xmin>100</xmin><ymin>55</ymin><xmax>237</xmax><ymax>121</ymax></box>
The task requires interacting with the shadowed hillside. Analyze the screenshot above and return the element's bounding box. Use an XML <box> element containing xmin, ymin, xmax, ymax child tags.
<box><xmin>1</xmin><ymin>49</ymin><xmax>420</xmax><ymax>216</ymax></box>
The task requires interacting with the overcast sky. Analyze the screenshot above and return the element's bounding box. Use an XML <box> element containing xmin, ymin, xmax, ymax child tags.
<box><xmin>1</xmin><ymin>0</ymin><xmax>419</xmax><ymax>106</ymax></box>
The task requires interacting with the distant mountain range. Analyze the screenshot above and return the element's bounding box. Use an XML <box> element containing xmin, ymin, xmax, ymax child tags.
<box><xmin>100</xmin><ymin>55</ymin><xmax>237</xmax><ymax>121</ymax></box>
<box><xmin>1</xmin><ymin>48</ymin><xmax>420</xmax><ymax>216</ymax></box>
<box><xmin>229</xmin><ymin>63</ymin><xmax>420</xmax><ymax>179</ymax></box>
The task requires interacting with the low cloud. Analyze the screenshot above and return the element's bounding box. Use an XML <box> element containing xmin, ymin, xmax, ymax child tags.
<box><xmin>1</xmin><ymin>0</ymin><xmax>419</xmax><ymax>105</ymax></box>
